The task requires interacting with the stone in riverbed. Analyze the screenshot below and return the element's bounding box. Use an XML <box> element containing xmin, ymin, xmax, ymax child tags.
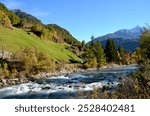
<box><xmin>74</xmin><ymin>85</ymin><xmax>80</xmax><ymax>89</ymax></box>
<box><xmin>1</xmin><ymin>79</ymin><xmax>7</xmax><ymax>86</ymax></box>
<box><xmin>42</xmin><ymin>86</ymin><xmax>51</xmax><ymax>90</ymax></box>
<box><xmin>0</xmin><ymin>82</ymin><xmax>3</xmax><ymax>87</ymax></box>
<box><xmin>7</xmin><ymin>79</ymin><xmax>16</xmax><ymax>85</ymax></box>
<box><xmin>111</xmin><ymin>82</ymin><xmax>114</xmax><ymax>84</ymax></box>
<box><xmin>58</xmin><ymin>87</ymin><xmax>63</xmax><ymax>89</ymax></box>
<box><xmin>82</xmin><ymin>85</ymin><xmax>86</xmax><ymax>88</ymax></box>
<box><xmin>65</xmin><ymin>74</ymin><xmax>70</xmax><ymax>77</ymax></box>
<box><xmin>68</xmin><ymin>85</ymin><xmax>72</xmax><ymax>88</ymax></box>
<box><xmin>107</xmin><ymin>82</ymin><xmax>110</xmax><ymax>85</ymax></box>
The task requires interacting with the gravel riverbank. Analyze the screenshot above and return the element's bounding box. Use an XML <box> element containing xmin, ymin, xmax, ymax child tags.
<box><xmin>0</xmin><ymin>64</ymin><xmax>138</xmax><ymax>88</ymax></box>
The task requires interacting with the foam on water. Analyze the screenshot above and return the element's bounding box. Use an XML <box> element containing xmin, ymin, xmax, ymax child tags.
<box><xmin>0</xmin><ymin>80</ymin><xmax>120</xmax><ymax>98</ymax></box>
<box><xmin>48</xmin><ymin>75</ymin><xmax>70</xmax><ymax>79</ymax></box>
<box><xmin>0</xmin><ymin>66</ymin><xmax>137</xmax><ymax>98</ymax></box>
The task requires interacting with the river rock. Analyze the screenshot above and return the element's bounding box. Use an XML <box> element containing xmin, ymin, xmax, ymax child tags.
<box><xmin>65</xmin><ymin>74</ymin><xmax>69</xmax><ymax>77</ymax></box>
<box><xmin>42</xmin><ymin>86</ymin><xmax>51</xmax><ymax>90</ymax></box>
<box><xmin>74</xmin><ymin>85</ymin><xmax>80</xmax><ymax>89</ymax></box>
<box><xmin>1</xmin><ymin>79</ymin><xmax>7</xmax><ymax>86</ymax></box>
<box><xmin>29</xmin><ymin>76</ymin><xmax>37</xmax><ymax>82</ymax></box>
<box><xmin>58</xmin><ymin>87</ymin><xmax>63</xmax><ymax>89</ymax></box>
<box><xmin>68</xmin><ymin>85</ymin><xmax>72</xmax><ymax>88</ymax></box>
<box><xmin>18</xmin><ymin>78</ymin><xmax>24</xmax><ymax>83</ymax></box>
<box><xmin>0</xmin><ymin>82</ymin><xmax>3</xmax><ymax>87</ymax></box>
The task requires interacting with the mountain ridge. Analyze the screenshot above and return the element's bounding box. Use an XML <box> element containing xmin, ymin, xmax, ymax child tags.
<box><xmin>91</xmin><ymin>26</ymin><xmax>144</xmax><ymax>51</ymax></box>
<box><xmin>95</xmin><ymin>25</ymin><xmax>143</xmax><ymax>41</ymax></box>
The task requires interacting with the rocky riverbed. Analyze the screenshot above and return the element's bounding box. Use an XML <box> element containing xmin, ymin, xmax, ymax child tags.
<box><xmin>0</xmin><ymin>64</ymin><xmax>138</xmax><ymax>99</ymax></box>
<box><xmin>0</xmin><ymin>64</ymin><xmax>138</xmax><ymax>89</ymax></box>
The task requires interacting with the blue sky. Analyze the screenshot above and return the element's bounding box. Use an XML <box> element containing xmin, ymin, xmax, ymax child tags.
<box><xmin>0</xmin><ymin>0</ymin><xmax>150</xmax><ymax>42</ymax></box>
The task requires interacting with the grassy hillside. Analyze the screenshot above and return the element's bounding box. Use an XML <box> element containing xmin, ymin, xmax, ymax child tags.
<box><xmin>0</xmin><ymin>27</ymin><xmax>82</xmax><ymax>62</ymax></box>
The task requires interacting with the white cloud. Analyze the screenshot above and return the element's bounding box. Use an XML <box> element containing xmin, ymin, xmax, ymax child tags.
<box><xmin>3</xmin><ymin>0</ymin><xmax>24</xmax><ymax>9</ymax></box>
<box><xmin>29</xmin><ymin>8</ymin><xmax>50</xmax><ymax>18</ymax></box>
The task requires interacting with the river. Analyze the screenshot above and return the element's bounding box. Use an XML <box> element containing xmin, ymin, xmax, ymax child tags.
<box><xmin>0</xmin><ymin>65</ymin><xmax>137</xmax><ymax>99</ymax></box>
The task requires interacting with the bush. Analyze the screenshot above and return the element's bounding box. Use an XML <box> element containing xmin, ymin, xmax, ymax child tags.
<box><xmin>83</xmin><ymin>58</ymin><xmax>97</xmax><ymax>69</ymax></box>
<box><xmin>3</xmin><ymin>68</ymin><xmax>9</xmax><ymax>77</ymax></box>
<box><xmin>79</xmin><ymin>60</ymin><xmax>150</xmax><ymax>99</ymax></box>
<box><xmin>14</xmin><ymin>47</ymin><xmax>55</xmax><ymax>74</ymax></box>
<box><xmin>0</xmin><ymin>67</ymin><xmax>3</xmax><ymax>78</ymax></box>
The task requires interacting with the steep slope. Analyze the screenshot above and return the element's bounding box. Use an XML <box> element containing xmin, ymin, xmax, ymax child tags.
<box><xmin>0</xmin><ymin>3</ymin><xmax>82</xmax><ymax>62</ymax></box>
<box><xmin>13</xmin><ymin>9</ymin><xmax>80</xmax><ymax>45</ymax></box>
<box><xmin>45</xmin><ymin>24</ymin><xmax>80</xmax><ymax>44</ymax></box>
<box><xmin>0</xmin><ymin>27</ymin><xmax>82</xmax><ymax>62</ymax></box>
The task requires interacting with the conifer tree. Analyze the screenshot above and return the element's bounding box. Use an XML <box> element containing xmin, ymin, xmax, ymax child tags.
<box><xmin>118</xmin><ymin>46</ymin><xmax>126</xmax><ymax>64</ymax></box>
<box><xmin>105</xmin><ymin>38</ymin><xmax>118</xmax><ymax>62</ymax></box>
<box><xmin>93</xmin><ymin>41</ymin><xmax>106</xmax><ymax>67</ymax></box>
<box><xmin>90</xmin><ymin>35</ymin><xmax>95</xmax><ymax>47</ymax></box>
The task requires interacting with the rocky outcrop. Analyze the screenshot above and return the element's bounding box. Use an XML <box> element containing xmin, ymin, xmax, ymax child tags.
<box><xmin>0</xmin><ymin>51</ymin><xmax>13</xmax><ymax>61</ymax></box>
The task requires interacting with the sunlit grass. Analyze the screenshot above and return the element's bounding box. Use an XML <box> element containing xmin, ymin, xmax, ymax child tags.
<box><xmin>0</xmin><ymin>27</ymin><xmax>82</xmax><ymax>62</ymax></box>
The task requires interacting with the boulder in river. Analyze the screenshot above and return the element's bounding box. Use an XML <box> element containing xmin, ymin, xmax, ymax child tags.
<box><xmin>42</xmin><ymin>86</ymin><xmax>51</xmax><ymax>90</ymax></box>
<box><xmin>1</xmin><ymin>78</ymin><xmax>7</xmax><ymax>86</ymax></box>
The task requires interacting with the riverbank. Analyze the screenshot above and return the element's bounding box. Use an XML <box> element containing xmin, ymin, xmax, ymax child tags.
<box><xmin>0</xmin><ymin>64</ymin><xmax>138</xmax><ymax>88</ymax></box>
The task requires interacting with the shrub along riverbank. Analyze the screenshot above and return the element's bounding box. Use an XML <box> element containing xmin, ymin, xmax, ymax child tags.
<box><xmin>0</xmin><ymin>54</ymin><xmax>137</xmax><ymax>88</ymax></box>
<box><xmin>84</xmin><ymin>60</ymin><xmax>150</xmax><ymax>99</ymax></box>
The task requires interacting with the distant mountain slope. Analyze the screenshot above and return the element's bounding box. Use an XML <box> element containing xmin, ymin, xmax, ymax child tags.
<box><xmin>12</xmin><ymin>9</ymin><xmax>42</xmax><ymax>24</ymax></box>
<box><xmin>92</xmin><ymin>26</ymin><xmax>144</xmax><ymax>51</ymax></box>
<box><xmin>95</xmin><ymin>26</ymin><xmax>143</xmax><ymax>41</ymax></box>
<box><xmin>100</xmin><ymin>38</ymin><xmax>139</xmax><ymax>51</ymax></box>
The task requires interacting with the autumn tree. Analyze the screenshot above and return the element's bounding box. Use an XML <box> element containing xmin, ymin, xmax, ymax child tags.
<box><xmin>118</xmin><ymin>46</ymin><xmax>126</xmax><ymax>64</ymax></box>
<box><xmin>140</xmin><ymin>30</ymin><xmax>150</xmax><ymax>59</ymax></box>
<box><xmin>8</xmin><ymin>11</ymin><xmax>20</xmax><ymax>25</ymax></box>
<box><xmin>14</xmin><ymin>47</ymin><xmax>55</xmax><ymax>74</ymax></box>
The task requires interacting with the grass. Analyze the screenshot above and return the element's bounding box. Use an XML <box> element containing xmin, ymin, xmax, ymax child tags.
<box><xmin>0</xmin><ymin>27</ymin><xmax>82</xmax><ymax>62</ymax></box>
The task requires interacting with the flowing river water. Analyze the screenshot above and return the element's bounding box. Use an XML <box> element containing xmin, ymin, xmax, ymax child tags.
<box><xmin>0</xmin><ymin>65</ymin><xmax>137</xmax><ymax>99</ymax></box>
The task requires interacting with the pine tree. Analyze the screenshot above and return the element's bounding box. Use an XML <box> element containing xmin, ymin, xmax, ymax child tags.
<box><xmin>90</xmin><ymin>35</ymin><xmax>95</xmax><ymax>47</ymax></box>
<box><xmin>8</xmin><ymin>11</ymin><xmax>20</xmax><ymax>25</ymax></box>
<box><xmin>118</xmin><ymin>46</ymin><xmax>126</xmax><ymax>64</ymax></box>
<box><xmin>93</xmin><ymin>41</ymin><xmax>106</xmax><ymax>67</ymax></box>
<box><xmin>81</xmin><ymin>40</ymin><xmax>85</xmax><ymax>47</ymax></box>
<box><xmin>105</xmin><ymin>38</ymin><xmax>118</xmax><ymax>62</ymax></box>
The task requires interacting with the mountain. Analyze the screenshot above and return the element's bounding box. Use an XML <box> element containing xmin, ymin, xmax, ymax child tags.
<box><xmin>12</xmin><ymin>9</ymin><xmax>80</xmax><ymax>45</ymax></box>
<box><xmin>0</xmin><ymin>3</ymin><xmax>82</xmax><ymax>63</ymax></box>
<box><xmin>93</xmin><ymin>26</ymin><xmax>144</xmax><ymax>51</ymax></box>
<box><xmin>95</xmin><ymin>26</ymin><xmax>143</xmax><ymax>41</ymax></box>
<box><xmin>12</xmin><ymin>9</ymin><xmax>42</xmax><ymax>24</ymax></box>
<box><xmin>45</xmin><ymin>24</ymin><xmax>80</xmax><ymax>44</ymax></box>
